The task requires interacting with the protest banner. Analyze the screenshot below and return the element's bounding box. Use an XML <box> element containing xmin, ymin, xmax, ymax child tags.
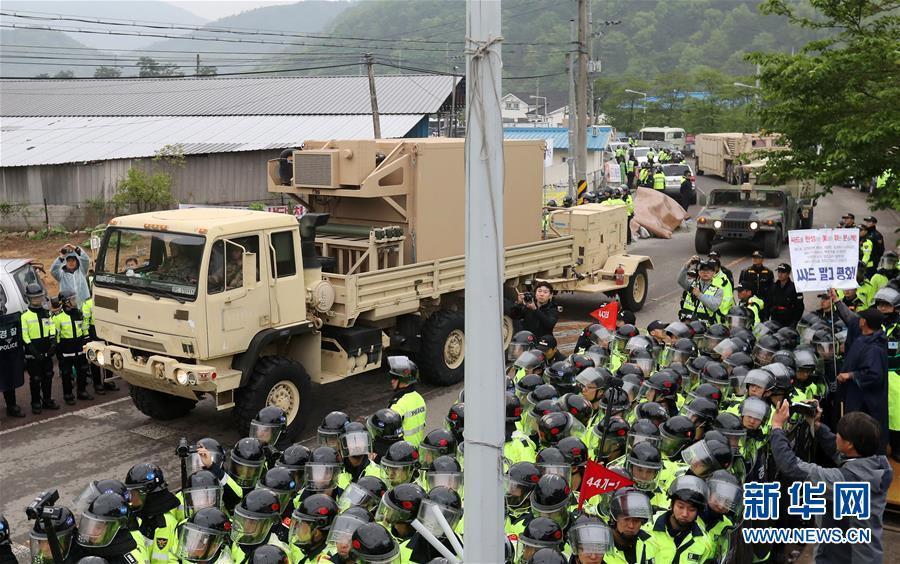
<box><xmin>578</xmin><ymin>461</ymin><xmax>634</xmax><ymax>509</ymax></box>
<box><xmin>788</xmin><ymin>228</ymin><xmax>861</xmax><ymax>293</ymax></box>
<box><xmin>590</xmin><ymin>301</ymin><xmax>618</xmax><ymax>331</ymax></box>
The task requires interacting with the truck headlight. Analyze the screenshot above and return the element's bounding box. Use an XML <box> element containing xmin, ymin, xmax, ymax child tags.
<box><xmin>96</xmin><ymin>350</ymin><xmax>106</xmax><ymax>366</ymax></box>
<box><xmin>175</xmin><ymin>369</ymin><xmax>189</xmax><ymax>385</ymax></box>
<box><xmin>87</xmin><ymin>348</ymin><xmax>97</xmax><ymax>362</ymax></box>
<box><xmin>713</xmin><ymin>220</ymin><xmax>723</xmax><ymax>229</ymax></box>
<box><xmin>750</xmin><ymin>221</ymin><xmax>759</xmax><ymax>230</ymax></box>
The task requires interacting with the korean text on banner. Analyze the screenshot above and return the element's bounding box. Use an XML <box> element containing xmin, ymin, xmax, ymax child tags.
<box><xmin>788</xmin><ymin>229</ymin><xmax>861</xmax><ymax>293</ymax></box>
<box><xmin>578</xmin><ymin>460</ymin><xmax>634</xmax><ymax>509</ymax></box>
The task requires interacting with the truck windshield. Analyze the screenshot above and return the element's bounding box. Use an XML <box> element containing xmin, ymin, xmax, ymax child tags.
<box><xmin>94</xmin><ymin>228</ymin><xmax>205</xmax><ymax>301</ymax></box>
<box><xmin>641</xmin><ymin>131</ymin><xmax>666</xmax><ymax>141</ymax></box>
<box><xmin>709</xmin><ymin>190</ymin><xmax>785</xmax><ymax>208</ymax></box>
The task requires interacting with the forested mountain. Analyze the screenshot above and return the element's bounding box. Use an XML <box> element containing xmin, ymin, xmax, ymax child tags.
<box><xmin>0</xmin><ymin>28</ymin><xmax>108</xmax><ymax>78</ymax></box>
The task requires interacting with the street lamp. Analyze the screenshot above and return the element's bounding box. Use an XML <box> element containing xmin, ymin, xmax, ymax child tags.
<box><xmin>625</xmin><ymin>89</ymin><xmax>647</xmax><ymax>132</ymax></box>
<box><xmin>529</xmin><ymin>95</ymin><xmax>547</xmax><ymax>124</ymax></box>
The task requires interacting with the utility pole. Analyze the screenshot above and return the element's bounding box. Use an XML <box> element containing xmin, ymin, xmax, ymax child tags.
<box><xmin>575</xmin><ymin>0</ymin><xmax>589</xmax><ymax>202</ymax></box>
<box><xmin>449</xmin><ymin>65</ymin><xmax>459</xmax><ymax>137</ymax></box>
<box><xmin>364</xmin><ymin>53</ymin><xmax>381</xmax><ymax>138</ymax></box>
<box><xmin>567</xmin><ymin>19</ymin><xmax>576</xmax><ymax>198</ymax></box>
<box><xmin>196</xmin><ymin>54</ymin><xmax>200</xmax><ymax>75</ymax></box>
<box><xmin>587</xmin><ymin>0</ymin><xmax>594</xmax><ymax>125</ymax></box>
<box><xmin>463</xmin><ymin>0</ymin><xmax>505</xmax><ymax>562</ymax></box>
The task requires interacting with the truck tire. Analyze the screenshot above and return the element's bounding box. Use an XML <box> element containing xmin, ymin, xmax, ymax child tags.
<box><xmin>502</xmin><ymin>314</ymin><xmax>514</xmax><ymax>350</ymax></box>
<box><xmin>130</xmin><ymin>384</ymin><xmax>197</xmax><ymax>421</ymax></box>
<box><xmin>235</xmin><ymin>356</ymin><xmax>312</xmax><ymax>445</ymax></box>
<box><xmin>694</xmin><ymin>229</ymin><xmax>713</xmax><ymax>254</ymax></box>
<box><xmin>419</xmin><ymin>310</ymin><xmax>465</xmax><ymax>386</ymax></box>
<box><xmin>619</xmin><ymin>263</ymin><xmax>649</xmax><ymax>312</ymax></box>
<box><xmin>725</xmin><ymin>163</ymin><xmax>736</xmax><ymax>184</ymax></box>
<box><xmin>763</xmin><ymin>229</ymin><xmax>782</xmax><ymax>258</ymax></box>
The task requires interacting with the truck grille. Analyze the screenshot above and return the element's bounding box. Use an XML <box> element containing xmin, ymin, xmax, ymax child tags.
<box><xmin>723</xmin><ymin>220</ymin><xmax>748</xmax><ymax>230</ymax></box>
<box><xmin>121</xmin><ymin>335</ymin><xmax>166</xmax><ymax>353</ymax></box>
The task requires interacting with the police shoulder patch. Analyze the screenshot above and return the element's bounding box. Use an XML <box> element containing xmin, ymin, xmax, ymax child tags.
<box><xmin>156</xmin><ymin>537</ymin><xmax>168</xmax><ymax>550</ymax></box>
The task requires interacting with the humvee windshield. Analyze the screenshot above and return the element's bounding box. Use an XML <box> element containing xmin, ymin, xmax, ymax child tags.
<box><xmin>709</xmin><ymin>190</ymin><xmax>785</xmax><ymax>208</ymax></box>
<box><xmin>95</xmin><ymin>228</ymin><xmax>205</xmax><ymax>301</ymax></box>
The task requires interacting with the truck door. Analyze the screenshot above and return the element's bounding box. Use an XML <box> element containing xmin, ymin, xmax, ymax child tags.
<box><xmin>266</xmin><ymin>229</ymin><xmax>307</xmax><ymax>326</ymax></box>
<box><xmin>206</xmin><ymin>235</ymin><xmax>271</xmax><ymax>357</ymax></box>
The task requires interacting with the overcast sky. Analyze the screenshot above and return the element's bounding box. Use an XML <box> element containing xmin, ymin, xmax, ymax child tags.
<box><xmin>169</xmin><ymin>1</ymin><xmax>298</xmax><ymax>22</ymax></box>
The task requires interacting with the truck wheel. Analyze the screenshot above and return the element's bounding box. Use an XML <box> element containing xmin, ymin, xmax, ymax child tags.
<box><xmin>235</xmin><ymin>356</ymin><xmax>312</xmax><ymax>445</ymax></box>
<box><xmin>763</xmin><ymin>229</ymin><xmax>782</xmax><ymax>258</ymax></box>
<box><xmin>725</xmin><ymin>163</ymin><xmax>735</xmax><ymax>184</ymax></box>
<box><xmin>619</xmin><ymin>263</ymin><xmax>649</xmax><ymax>311</ymax></box>
<box><xmin>419</xmin><ymin>310</ymin><xmax>465</xmax><ymax>386</ymax></box>
<box><xmin>130</xmin><ymin>384</ymin><xmax>197</xmax><ymax>421</ymax></box>
<box><xmin>695</xmin><ymin>229</ymin><xmax>713</xmax><ymax>254</ymax></box>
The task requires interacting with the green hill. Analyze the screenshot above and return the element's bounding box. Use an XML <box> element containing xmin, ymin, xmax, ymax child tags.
<box><xmin>0</xmin><ymin>28</ymin><xmax>109</xmax><ymax>78</ymax></box>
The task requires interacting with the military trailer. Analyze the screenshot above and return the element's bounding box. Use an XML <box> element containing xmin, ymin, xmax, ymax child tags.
<box><xmin>695</xmin><ymin>132</ymin><xmax>782</xmax><ymax>185</ymax></box>
<box><xmin>694</xmin><ymin>161</ymin><xmax>819</xmax><ymax>257</ymax></box>
<box><xmin>86</xmin><ymin>139</ymin><xmax>652</xmax><ymax>440</ymax></box>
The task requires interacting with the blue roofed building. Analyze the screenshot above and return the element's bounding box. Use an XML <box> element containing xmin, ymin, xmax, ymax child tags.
<box><xmin>504</xmin><ymin>125</ymin><xmax>613</xmax><ymax>194</ymax></box>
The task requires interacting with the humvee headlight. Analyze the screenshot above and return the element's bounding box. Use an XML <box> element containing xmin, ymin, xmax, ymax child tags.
<box><xmin>750</xmin><ymin>221</ymin><xmax>759</xmax><ymax>230</ymax></box>
<box><xmin>697</xmin><ymin>217</ymin><xmax>707</xmax><ymax>224</ymax></box>
<box><xmin>175</xmin><ymin>369</ymin><xmax>189</xmax><ymax>385</ymax></box>
<box><xmin>713</xmin><ymin>220</ymin><xmax>723</xmax><ymax>229</ymax></box>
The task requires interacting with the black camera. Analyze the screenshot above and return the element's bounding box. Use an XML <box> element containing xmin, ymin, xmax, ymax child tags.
<box><xmin>26</xmin><ymin>490</ymin><xmax>59</xmax><ymax>521</ymax></box>
<box><xmin>176</xmin><ymin>437</ymin><xmax>197</xmax><ymax>458</ymax></box>
<box><xmin>523</xmin><ymin>292</ymin><xmax>534</xmax><ymax>304</ymax></box>
<box><xmin>791</xmin><ymin>400</ymin><xmax>818</xmax><ymax>418</ymax></box>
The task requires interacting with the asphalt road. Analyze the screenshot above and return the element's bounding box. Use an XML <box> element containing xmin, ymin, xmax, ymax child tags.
<box><xmin>1</xmin><ymin>176</ymin><xmax>898</xmax><ymax>556</ymax></box>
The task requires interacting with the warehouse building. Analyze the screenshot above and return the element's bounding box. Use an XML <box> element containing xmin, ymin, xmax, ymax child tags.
<box><xmin>0</xmin><ymin>75</ymin><xmax>462</xmax><ymax>230</ymax></box>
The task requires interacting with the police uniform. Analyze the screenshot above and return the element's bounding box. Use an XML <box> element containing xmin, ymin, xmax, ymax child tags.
<box><xmin>884</xmin><ymin>315</ymin><xmax>900</xmax><ymax>446</ymax></box>
<box><xmin>504</xmin><ymin>430</ymin><xmax>538</xmax><ymax>466</ymax></box>
<box><xmin>20</xmin><ymin>302</ymin><xmax>57</xmax><ymax>409</ymax></box>
<box><xmin>739</xmin><ymin>263</ymin><xmax>774</xmax><ymax>298</ymax></box>
<box><xmin>603</xmin><ymin>530</ymin><xmax>657</xmax><ymax>564</ymax></box>
<box><xmin>653</xmin><ymin>172</ymin><xmax>666</xmax><ymax>191</ymax></box>
<box><xmin>82</xmin><ymin>297</ymin><xmax>110</xmax><ymax>393</ymax></box>
<box><xmin>740</xmin><ymin>295</ymin><xmax>765</xmax><ymax>326</ymax></box>
<box><xmin>54</xmin><ymin>302</ymin><xmax>91</xmax><ymax>399</ymax></box>
<box><xmin>388</xmin><ymin>386</ymin><xmax>427</xmax><ymax>447</ymax></box>
<box><xmin>644</xmin><ymin>512</ymin><xmax>714</xmax><ymax>564</ymax></box>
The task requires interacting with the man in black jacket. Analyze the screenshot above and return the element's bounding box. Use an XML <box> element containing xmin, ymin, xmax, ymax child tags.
<box><xmin>863</xmin><ymin>216</ymin><xmax>885</xmax><ymax>275</ymax></box>
<box><xmin>766</xmin><ymin>263</ymin><xmax>804</xmax><ymax>327</ymax></box>
<box><xmin>512</xmin><ymin>281</ymin><xmax>559</xmax><ymax>338</ymax></box>
<box><xmin>739</xmin><ymin>251</ymin><xmax>774</xmax><ymax>298</ymax></box>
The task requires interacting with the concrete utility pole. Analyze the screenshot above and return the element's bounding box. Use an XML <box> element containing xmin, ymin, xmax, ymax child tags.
<box><xmin>567</xmin><ymin>19</ymin><xmax>576</xmax><ymax>198</ymax></box>
<box><xmin>463</xmin><ymin>0</ymin><xmax>505</xmax><ymax>562</ymax></box>
<box><xmin>587</xmin><ymin>0</ymin><xmax>594</xmax><ymax>125</ymax></box>
<box><xmin>364</xmin><ymin>53</ymin><xmax>382</xmax><ymax>138</ymax></box>
<box><xmin>575</xmin><ymin>0</ymin><xmax>589</xmax><ymax>202</ymax></box>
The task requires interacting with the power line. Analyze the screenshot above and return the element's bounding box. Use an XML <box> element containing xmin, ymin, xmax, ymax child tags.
<box><xmin>0</xmin><ymin>61</ymin><xmax>362</xmax><ymax>80</ymax></box>
<box><xmin>0</xmin><ymin>10</ymin><xmax>565</xmax><ymax>47</ymax></box>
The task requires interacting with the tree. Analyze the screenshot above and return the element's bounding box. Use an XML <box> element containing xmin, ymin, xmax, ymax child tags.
<box><xmin>137</xmin><ymin>57</ymin><xmax>184</xmax><ymax>78</ymax></box>
<box><xmin>748</xmin><ymin>0</ymin><xmax>900</xmax><ymax>212</ymax></box>
<box><xmin>196</xmin><ymin>65</ymin><xmax>218</xmax><ymax>76</ymax></box>
<box><xmin>34</xmin><ymin>73</ymin><xmax>50</xmax><ymax>79</ymax></box>
<box><xmin>53</xmin><ymin>70</ymin><xmax>75</xmax><ymax>78</ymax></box>
<box><xmin>112</xmin><ymin>145</ymin><xmax>185</xmax><ymax>213</ymax></box>
<box><xmin>94</xmin><ymin>66</ymin><xmax>122</xmax><ymax>78</ymax></box>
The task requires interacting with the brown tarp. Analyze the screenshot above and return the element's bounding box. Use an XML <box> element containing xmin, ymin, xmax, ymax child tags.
<box><xmin>631</xmin><ymin>187</ymin><xmax>688</xmax><ymax>239</ymax></box>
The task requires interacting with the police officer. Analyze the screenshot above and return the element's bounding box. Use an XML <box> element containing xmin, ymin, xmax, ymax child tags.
<box><xmin>567</xmin><ymin>515</ymin><xmax>613</xmax><ymax>564</ymax></box>
<box><xmin>677</xmin><ymin>259</ymin><xmax>725</xmax><ymax>323</ymax></box>
<box><xmin>644</xmin><ymin>475</ymin><xmax>714</xmax><ymax>563</ymax></box>
<box><xmin>605</xmin><ymin>488</ymin><xmax>656</xmax><ymax>564</ymax></box>
<box><xmin>873</xmin><ymin>287</ymin><xmax>900</xmax><ymax>458</ymax></box>
<box><xmin>504</xmin><ymin>391</ymin><xmax>538</xmax><ymax>465</ymax></box>
<box><xmin>387</xmin><ymin>356</ymin><xmax>427</xmax><ymax>447</ymax></box>
<box><xmin>766</xmin><ymin>264</ymin><xmax>803</xmax><ymax>327</ymax></box>
<box><xmin>739</xmin><ymin>251</ymin><xmax>774</xmax><ymax>298</ymax></box>
<box><xmin>172</xmin><ymin>507</ymin><xmax>232</xmax><ymax>563</ymax></box>
<box><xmin>287</xmin><ymin>493</ymin><xmax>338</xmax><ymax>562</ymax></box>
<box><xmin>0</xmin><ymin>515</ymin><xmax>14</xmax><ymax>564</ymax></box>
<box><xmin>230</xmin><ymin>489</ymin><xmax>287</xmax><ymax>562</ymax></box>
<box><xmin>863</xmin><ymin>216</ymin><xmax>884</xmax><ymax>273</ymax></box>
<box><xmin>735</xmin><ymin>284</ymin><xmax>765</xmax><ymax>326</ymax></box>
<box><xmin>54</xmin><ymin>290</ymin><xmax>93</xmax><ymax>403</ymax></box>
<box><xmin>81</xmin><ymin>292</ymin><xmax>116</xmax><ymax>395</ymax></box>
<box><xmin>124</xmin><ymin>462</ymin><xmax>181</xmax><ymax>563</ymax></box>
<box><xmin>20</xmin><ymin>283</ymin><xmax>59</xmax><ymax>413</ymax></box>
<box><xmin>73</xmin><ymin>491</ymin><xmax>147</xmax><ymax>563</ymax></box>
<box><xmin>348</xmin><ymin>523</ymin><xmax>402</xmax><ymax>564</ymax></box>
<box><xmin>652</xmin><ymin>167</ymin><xmax>666</xmax><ymax>191</ymax></box>
<box><xmin>859</xmin><ymin>224</ymin><xmax>875</xmax><ymax>271</ymax></box>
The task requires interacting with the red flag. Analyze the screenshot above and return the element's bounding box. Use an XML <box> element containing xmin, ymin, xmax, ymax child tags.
<box><xmin>590</xmin><ymin>301</ymin><xmax>619</xmax><ymax>331</ymax></box>
<box><xmin>578</xmin><ymin>460</ymin><xmax>634</xmax><ymax>509</ymax></box>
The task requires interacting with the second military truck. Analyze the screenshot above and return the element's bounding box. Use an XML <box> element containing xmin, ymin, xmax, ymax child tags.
<box><xmin>86</xmin><ymin>139</ymin><xmax>652</xmax><ymax>441</ymax></box>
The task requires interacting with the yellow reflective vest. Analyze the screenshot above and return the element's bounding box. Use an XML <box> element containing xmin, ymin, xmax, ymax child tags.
<box><xmin>389</xmin><ymin>388</ymin><xmax>427</xmax><ymax>447</ymax></box>
<box><xmin>653</xmin><ymin>172</ymin><xmax>666</xmax><ymax>190</ymax></box>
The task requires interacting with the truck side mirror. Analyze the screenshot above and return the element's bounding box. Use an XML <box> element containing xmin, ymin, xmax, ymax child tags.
<box><xmin>243</xmin><ymin>252</ymin><xmax>256</xmax><ymax>288</ymax></box>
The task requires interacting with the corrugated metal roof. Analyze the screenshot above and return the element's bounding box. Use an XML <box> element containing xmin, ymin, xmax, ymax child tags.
<box><xmin>0</xmin><ymin>115</ymin><xmax>424</xmax><ymax>167</ymax></box>
<box><xmin>503</xmin><ymin>126</ymin><xmax>612</xmax><ymax>151</ymax></box>
<box><xmin>0</xmin><ymin>75</ymin><xmax>461</xmax><ymax>117</ymax></box>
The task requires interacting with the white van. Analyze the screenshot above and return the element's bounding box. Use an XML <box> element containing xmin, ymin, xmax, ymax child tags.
<box><xmin>638</xmin><ymin>127</ymin><xmax>686</xmax><ymax>150</ymax></box>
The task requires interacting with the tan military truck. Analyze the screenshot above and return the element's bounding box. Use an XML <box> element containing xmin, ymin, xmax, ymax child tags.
<box><xmin>694</xmin><ymin>132</ymin><xmax>782</xmax><ymax>185</ymax></box>
<box><xmin>86</xmin><ymin>139</ymin><xmax>652</xmax><ymax>441</ymax></box>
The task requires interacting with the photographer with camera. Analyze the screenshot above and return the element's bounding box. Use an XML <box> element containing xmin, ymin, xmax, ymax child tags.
<box><xmin>50</xmin><ymin>243</ymin><xmax>91</xmax><ymax>308</ymax></box>
<box><xmin>512</xmin><ymin>281</ymin><xmax>559</xmax><ymax>338</ymax></box>
<box><xmin>677</xmin><ymin>257</ymin><xmax>725</xmax><ymax>323</ymax></box>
